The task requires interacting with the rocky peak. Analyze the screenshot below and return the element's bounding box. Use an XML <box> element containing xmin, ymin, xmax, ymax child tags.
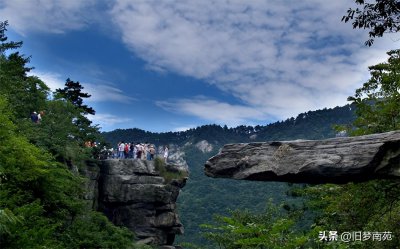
<box><xmin>204</xmin><ymin>131</ymin><xmax>400</xmax><ymax>184</ymax></box>
<box><xmin>97</xmin><ymin>159</ymin><xmax>188</xmax><ymax>247</ymax></box>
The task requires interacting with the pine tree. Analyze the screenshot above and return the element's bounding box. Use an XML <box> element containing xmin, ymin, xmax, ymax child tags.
<box><xmin>56</xmin><ymin>78</ymin><xmax>95</xmax><ymax>115</ymax></box>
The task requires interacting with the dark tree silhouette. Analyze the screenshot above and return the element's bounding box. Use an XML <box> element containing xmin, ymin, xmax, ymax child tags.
<box><xmin>342</xmin><ymin>0</ymin><xmax>400</xmax><ymax>46</ymax></box>
<box><xmin>0</xmin><ymin>21</ymin><xmax>23</xmax><ymax>53</ymax></box>
<box><xmin>56</xmin><ymin>78</ymin><xmax>95</xmax><ymax>115</ymax></box>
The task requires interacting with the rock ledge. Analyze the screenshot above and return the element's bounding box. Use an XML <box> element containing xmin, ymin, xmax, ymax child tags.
<box><xmin>205</xmin><ymin>131</ymin><xmax>400</xmax><ymax>184</ymax></box>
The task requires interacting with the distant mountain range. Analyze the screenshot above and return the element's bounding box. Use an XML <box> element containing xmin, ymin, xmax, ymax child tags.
<box><xmin>102</xmin><ymin>104</ymin><xmax>355</xmax><ymax>147</ymax></box>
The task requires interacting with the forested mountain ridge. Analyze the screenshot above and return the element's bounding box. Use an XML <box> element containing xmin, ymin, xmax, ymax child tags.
<box><xmin>102</xmin><ymin>104</ymin><xmax>355</xmax><ymax>148</ymax></box>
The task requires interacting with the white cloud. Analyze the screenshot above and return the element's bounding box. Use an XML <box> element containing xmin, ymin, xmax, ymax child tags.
<box><xmin>0</xmin><ymin>0</ymin><xmax>99</xmax><ymax>35</ymax></box>
<box><xmin>86</xmin><ymin>113</ymin><xmax>133</xmax><ymax>131</ymax></box>
<box><xmin>84</xmin><ymin>84</ymin><xmax>135</xmax><ymax>104</ymax></box>
<box><xmin>156</xmin><ymin>96</ymin><xmax>268</xmax><ymax>127</ymax></box>
<box><xmin>33</xmin><ymin>70</ymin><xmax>134</xmax><ymax>104</ymax></box>
<box><xmin>32</xmin><ymin>71</ymin><xmax>65</xmax><ymax>91</ymax></box>
<box><xmin>110</xmin><ymin>0</ymin><xmax>400</xmax><ymax>122</ymax></box>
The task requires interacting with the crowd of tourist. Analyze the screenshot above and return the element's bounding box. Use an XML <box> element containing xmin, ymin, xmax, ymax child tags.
<box><xmin>110</xmin><ymin>142</ymin><xmax>169</xmax><ymax>162</ymax></box>
<box><xmin>30</xmin><ymin>110</ymin><xmax>169</xmax><ymax>162</ymax></box>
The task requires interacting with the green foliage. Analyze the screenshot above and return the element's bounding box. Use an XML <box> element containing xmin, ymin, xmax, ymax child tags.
<box><xmin>62</xmin><ymin>211</ymin><xmax>135</xmax><ymax>249</ymax></box>
<box><xmin>0</xmin><ymin>55</ymin><xmax>48</xmax><ymax>121</ymax></box>
<box><xmin>19</xmin><ymin>99</ymin><xmax>96</xmax><ymax>168</ymax></box>
<box><xmin>0</xmin><ymin>208</ymin><xmax>20</xmax><ymax>236</ymax></box>
<box><xmin>0</xmin><ymin>95</ymin><xmax>75</xmax><ymax>247</ymax></box>
<box><xmin>348</xmin><ymin>49</ymin><xmax>400</xmax><ymax>135</ymax></box>
<box><xmin>201</xmin><ymin>202</ymin><xmax>309</xmax><ymax>249</ymax></box>
<box><xmin>342</xmin><ymin>0</ymin><xmax>400</xmax><ymax>46</ymax></box>
<box><xmin>293</xmin><ymin>180</ymin><xmax>400</xmax><ymax>249</ymax></box>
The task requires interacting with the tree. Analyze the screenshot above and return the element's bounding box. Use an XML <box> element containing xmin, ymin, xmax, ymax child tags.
<box><xmin>0</xmin><ymin>21</ymin><xmax>22</xmax><ymax>52</ymax></box>
<box><xmin>342</xmin><ymin>0</ymin><xmax>400</xmax><ymax>46</ymax></box>
<box><xmin>56</xmin><ymin>78</ymin><xmax>95</xmax><ymax>115</ymax></box>
<box><xmin>54</xmin><ymin>78</ymin><xmax>100</xmax><ymax>149</ymax></box>
<box><xmin>201</xmin><ymin>202</ymin><xmax>309</xmax><ymax>249</ymax></box>
<box><xmin>348</xmin><ymin>49</ymin><xmax>400</xmax><ymax>134</ymax></box>
<box><xmin>0</xmin><ymin>21</ymin><xmax>48</xmax><ymax>119</ymax></box>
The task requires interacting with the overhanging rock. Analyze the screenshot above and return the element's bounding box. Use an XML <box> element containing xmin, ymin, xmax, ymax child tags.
<box><xmin>204</xmin><ymin>131</ymin><xmax>400</xmax><ymax>184</ymax></box>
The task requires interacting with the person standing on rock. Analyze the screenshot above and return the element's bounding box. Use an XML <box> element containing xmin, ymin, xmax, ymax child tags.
<box><xmin>136</xmin><ymin>142</ymin><xmax>142</xmax><ymax>159</ymax></box>
<box><xmin>118</xmin><ymin>141</ymin><xmax>125</xmax><ymax>159</ymax></box>
<box><xmin>163</xmin><ymin>145</ymin><xmax>169</xmax><ymax>163</ymax></box>
<box><xmin>149</xmin><ymin>145</ymin><xmax>155</xmax><ymax>160</ymax></box>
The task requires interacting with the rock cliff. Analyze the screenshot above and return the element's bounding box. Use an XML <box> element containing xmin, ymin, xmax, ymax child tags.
<box><xmin>205</xmin><ymin>131</ymin><xmax>400</xmax><ymax>184</ymax></box>
<box><xmin>85</xmin><ymin>159</ymin><xmax>187</xmax><ymax>247</ymax></box>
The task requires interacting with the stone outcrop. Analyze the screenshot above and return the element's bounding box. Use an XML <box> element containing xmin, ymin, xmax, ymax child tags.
<box><xmin>205</xmin><ymin>131</ymin><xmax>400</xmax><ymax>184</ymax></box>
<box><xmin>157</xmin><ymin>144</ymin><xmax>188</xmax><ymax>171</ymax></box>
<box><xmin>96</xmin><ymin>159</ymin><xmax>187</xmax><ymax>247</ymax></box>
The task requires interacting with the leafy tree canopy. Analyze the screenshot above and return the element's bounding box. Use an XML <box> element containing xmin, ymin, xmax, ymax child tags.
<box><xmin>343</xmin><ymin>0</ymin><xmax>400</xmax><ymax>46</ymax></box>
<box><xmin>348</xmin><ymin>49</ymin><xmax>400</xmax><ymax>134</ymax></box>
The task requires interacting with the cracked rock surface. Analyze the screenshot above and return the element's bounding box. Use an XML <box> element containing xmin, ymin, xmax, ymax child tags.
<box><xmin>97</xmin><ymin>159</ymin><xmax>187</xmax><ymax>247</ymax></box>
<box><xmin>205</xmin><ymin>131</ymin><xmax>400</xmax><ymax>184</ymax></box>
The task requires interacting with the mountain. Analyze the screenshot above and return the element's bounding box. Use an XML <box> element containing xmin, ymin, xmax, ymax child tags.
<box><xmin>101</xmin><ymin>104</ymin><xmax>355</xmax><ymax>246</ymax></box>
<box><xmin>102</xmin><ymin>104</ymin><xmax>355</xmax><ymax>147</ymax></box>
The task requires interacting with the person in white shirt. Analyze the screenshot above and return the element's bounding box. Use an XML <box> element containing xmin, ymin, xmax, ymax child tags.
<box><xmin>118</xmin><ymin>141</ymin><xmax>125</xmax><ymax>159</ymax></box>
<box><xmin>163</xmin><ymin>145</ymin><xmax>169</xmax><ymax>163</ymax></box>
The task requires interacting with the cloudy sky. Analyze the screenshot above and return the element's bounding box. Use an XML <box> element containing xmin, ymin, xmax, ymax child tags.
<box><xmin>1</xmin><ymin>0</ymin><xmax>399</xmax><ymax>132</ymax></box>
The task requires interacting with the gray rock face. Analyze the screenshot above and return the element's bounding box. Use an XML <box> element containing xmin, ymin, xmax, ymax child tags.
<box><xmin>82</xmin><ymin>159</ymin><xmax>100</xmax><ymax>210</ymax></box>
<box><xmin>98</xmin><ymin>159</ymin><xmax>187</xmax><ymax>246</ymax></box>
<box><xmin>205</xmin><ymin>131</ymin><xmax>400</xmax><ymax>184</ymax></box>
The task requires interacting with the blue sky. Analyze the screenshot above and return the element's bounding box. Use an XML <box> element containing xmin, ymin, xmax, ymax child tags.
<box><xmin>1</xmin><ymin>0</ymin><xmax>399</xmax><ymax>132</ymax></box>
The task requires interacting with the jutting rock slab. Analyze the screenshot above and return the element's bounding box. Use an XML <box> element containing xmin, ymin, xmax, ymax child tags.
<box><xmin>205</xmin><ymin>131</ymin><xmax>400</xmax><ymax>184</ymax></box>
